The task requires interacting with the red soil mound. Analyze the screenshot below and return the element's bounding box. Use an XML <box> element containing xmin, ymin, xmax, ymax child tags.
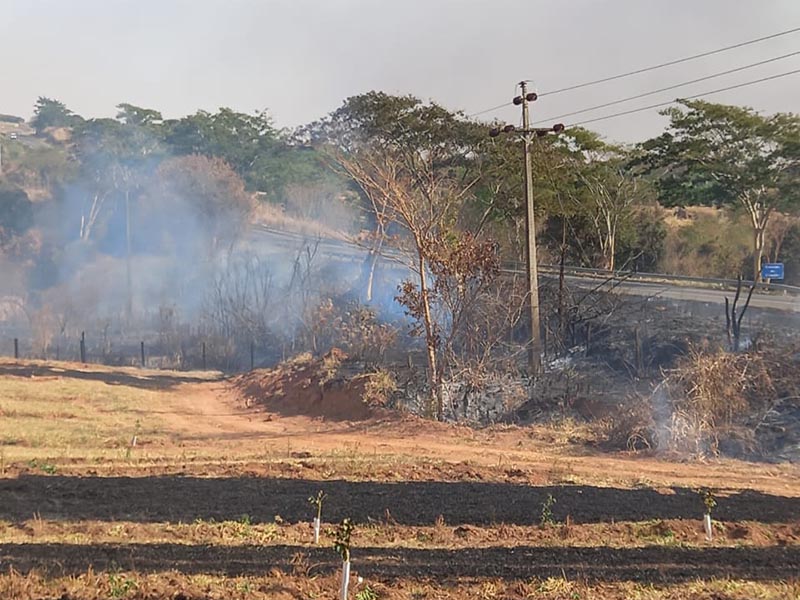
<box><xmin>232</xmin><ymin>349</ymin><xmax>387</xmax><ymax>422</ymax></box>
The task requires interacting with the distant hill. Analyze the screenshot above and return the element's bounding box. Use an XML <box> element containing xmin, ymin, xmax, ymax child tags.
<box><xmin>0</xmin><ymin>113</ymin><xmax>25</xmax><ymax>124</ymax></box>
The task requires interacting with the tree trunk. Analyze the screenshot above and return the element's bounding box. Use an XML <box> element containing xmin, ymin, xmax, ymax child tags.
<box><xmin>607</xmin><ymin>230</ymin><xmax>616</xmax><ymax>271</ymax></box>
<box><xmin>742</xmin><ymin>194</ymin><xmax>771</xmax><ymax>283</ymax></box>
<box><xmin>417</xmin><ymin>249</ymin><xmax>441</xmax><ymax>420</ymax></box>
<box><xmin>557</xmin><ymin>219</ymin><xmax>566</xmax><ymax>347</ymax></box>
<box><xmin>753</xmin><ymin>226</ymin><xmax>766</xmax><ymax>284</ymax></box>
<box><xmin>125</xmin><ymin>189</ymin><xmax>133</xmax><ymax>319</ymax></box>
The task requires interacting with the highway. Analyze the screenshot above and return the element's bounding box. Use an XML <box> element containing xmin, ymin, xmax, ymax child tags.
<box><xmin>550</xmin><ymin>273</ymin><xmax>799</xmax><ymax>313</ymax></box>
<box><xmin>249</xmin><ymin>225</ymin><xmax>800</xmax><ymax>314</ymax></box>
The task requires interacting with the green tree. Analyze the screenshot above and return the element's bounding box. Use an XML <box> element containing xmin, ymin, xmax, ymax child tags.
<box><xmin>31</xmin><ymin>97</ymin><xmax>81</xmax><ymax>134</ymax></box>
<box><xmin>163</xmin><ymin>107</ymin><xmax>297</xmax><ymax>193</ymax></box>
<box><xmin>115</xmin><ymin>103</ymin><xmax>163</xmax><ymax>127</ymax></box>
<box><xmin>0</xmin><ymin>183</ymin><xmax>34</xmax><ymax>246</ymax></box>
<box><xmin>641</xmin><ymin>100</ymin><xmax>800</xmax><ymax>281</ymax></box>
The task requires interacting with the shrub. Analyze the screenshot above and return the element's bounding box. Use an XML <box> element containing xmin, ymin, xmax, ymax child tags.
<box><xmin>602</xmin><ymin>345</ymin><xmax>798</xmax><ymax>458</ymax></box>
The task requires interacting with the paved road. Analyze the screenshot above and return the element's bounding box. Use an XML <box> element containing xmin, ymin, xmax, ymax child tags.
<box><xmin>249</xmin><ymin>226</ymin><xmax>800</xmax><ymax>313</ymax></box>
<box><xmin>561</xmin><ymin>275</ymin><xmax>799</xmax><ymax>313</ymax></box>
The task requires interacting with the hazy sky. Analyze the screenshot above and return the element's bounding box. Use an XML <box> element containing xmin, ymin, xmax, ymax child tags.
<box><xmin>1</xmin><ymin>0</ymin><xmax>799</xmax><ymax>143</ymax></box>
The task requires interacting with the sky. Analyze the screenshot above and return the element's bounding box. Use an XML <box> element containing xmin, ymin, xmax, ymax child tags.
<box><xmin>1</xmin><ymin>0</ymin><xmax>799</xmax><ymax>144</ymax></box>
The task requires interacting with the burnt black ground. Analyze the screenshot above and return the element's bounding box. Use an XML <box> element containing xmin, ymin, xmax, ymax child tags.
<box><xmin>2</xmin><ymin>475</ymin><xmax>799</xmax><ymax>525</ymax></box>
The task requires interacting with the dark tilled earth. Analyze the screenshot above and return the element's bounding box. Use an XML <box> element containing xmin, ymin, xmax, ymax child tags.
<box><xmin>2</xmin><ymin>475</ymin><xmax>799</xmax><ymax>584</ymax></box>
<box><xmin>3</xmin><ymin>475</ymin><xmax>800</xmax><ymax>525</ymax></box>
<box><xmin>1</xmin><ymin>541</ymin><xmax>799</xmax><ymax>583</ymax></box>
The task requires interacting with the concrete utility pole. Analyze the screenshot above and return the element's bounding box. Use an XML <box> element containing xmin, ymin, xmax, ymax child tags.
<box><xmin>519</xmin><ymin>81</ymin><xmax>542</xmax><ymax>374</ymax></box>
<box><xmin>490</xmin><ymin>81</ymin><xmax>564</xmax><ymax>376</ymax></box>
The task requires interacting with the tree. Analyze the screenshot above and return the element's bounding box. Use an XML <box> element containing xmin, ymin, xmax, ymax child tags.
<box><xmin>0</xmin><ymin>183</ymin><xmax>34</xmax><ymax>246</ymax></box>
<box><xmin>71</xmin><ymin>116</ymin><xmax>163</xmax><ymax>242</ymax></box>
<box><xmin>165</xmin><ymin>108</ymin><xmax>306</xmax><ymax>195</ymax></box>
<box><xmin>310</xmin><ymin>92</ymin><xmax>495</xmax><ymax>419</ymax></box>
<box><xmin>31</xmin><ymin>97</ymin><xmax>81</xmax><ymax>134</ymax></box>
<box><xmin>642</xmin><ymin>100</ymin><xmax>800</xmax><ymax>281</ymax></box>
<box><xmin>576</xmin><ymin>161</ymin><xmax>652</xmax><ymax>271</ymax></box>
<box><xmin>152</xmin><ymin>155</ymin><xmax>255</xmax><ymax>254</ymax></box>
<box><xmin>115</xmin><ymin>103</ymin><xmax>163</xmax><ymax>127</ymax></box>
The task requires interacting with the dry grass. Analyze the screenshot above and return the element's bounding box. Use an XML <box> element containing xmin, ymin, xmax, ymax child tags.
<box><xmin>0</xmin><ymin>376</ymin><xmax>165</xmax><ymax>458</ymax></box>
<box><xmin>0</xmin><ymin>358</ymin><xmax>220</xmax><ymax>463</ymax></box>
<box><xmin>0</xmin><ymin>570</ymin><xmax>797</xmax><ymax>600</ymax></box>
<box><xmin>251</xmin><ymin>202</ymin><xmax>349</xmax><ymax>240</ymax></box>
<box><xmin>1</xmin><ymin>516</ymin><xmax>797</xmax><ymax>549</ymax></box>
<box><xmin>600</xmin><ymin>345</ymin><xmax>800</xmax><ymax>458</ymax></box>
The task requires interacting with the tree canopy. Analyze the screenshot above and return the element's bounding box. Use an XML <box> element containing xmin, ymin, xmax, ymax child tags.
<box><xmin>642</xmin><ymin>100</ymin><xmax>800</xmax><ymax>280</ymax></box>
<box><xmin>31</xmin><ymin>97</ymin><xmax>82</xmax><ymax>134</ymax></box>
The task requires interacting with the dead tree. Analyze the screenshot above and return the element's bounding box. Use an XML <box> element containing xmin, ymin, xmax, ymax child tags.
<box><xmin>725</xmin><ymin>275</ymin><xmax>756</xmax><ymax>352</ymax></box>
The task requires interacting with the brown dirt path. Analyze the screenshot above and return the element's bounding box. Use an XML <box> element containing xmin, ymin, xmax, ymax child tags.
<box><xmin>147</xmin><ymin>380</ymin><xmax>800</xmax><ymax>497</ymax></box>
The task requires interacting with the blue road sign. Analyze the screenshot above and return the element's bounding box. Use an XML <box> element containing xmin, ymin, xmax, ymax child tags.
<box><xmin>761</xmin><ymin>263</ymin><xmax>784</xmax><ymax>280</ymax></box>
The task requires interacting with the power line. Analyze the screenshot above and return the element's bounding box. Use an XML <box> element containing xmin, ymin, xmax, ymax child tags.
<box><xmin>469</xmin><ymin>102</ymin><xmax>511</xmax><ymax>118</ymax></box>
<box><xmin>568</xmin><ymin>67</ymin><xmax>800</xmax><ymax>127</ymax></box>
<box><xmin>536</xmin><ymin>50</ymin><xmax>800</xmax><ymax>124</ymax></box>
<box><xmin>539</xmin><ymin>25</ymin><xmax>800</xmax><ymax>97</ymax></box>
<box><xmin>468</xmin><ymin>82</ymin><xmax>522</xmax><ymax>117</ymax></box>
<box><xmin>468</xmin><ymin>26</ymin><xmax>800</xmax><ymax>119</ymax></box>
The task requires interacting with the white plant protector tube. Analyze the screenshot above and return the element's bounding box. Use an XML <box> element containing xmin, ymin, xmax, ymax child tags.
<box><xmin>340</xmin><ymin>560</ymin><xmax>351</xmax><ymax>600</ymax></box>
<box><xmin>313</xmin><ymin>517</ymin><xmax>320</xmax><ymax>544</ymax></box>
<box><xmin>704</xmin><ymin>513</ymin><xmax>713</xmax><ymax>540</ymax></box>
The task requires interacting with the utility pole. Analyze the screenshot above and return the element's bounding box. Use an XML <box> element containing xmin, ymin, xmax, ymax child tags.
<box><xmin>490</xmin><ymin>82</ymin><xmax>564</xmax><ymax>377</ymax></box>
<box><xmin>125</xmin><ymin>189</ymin><xmax>133</xmax><ymax>319</ymax></box>
<box><xmin>519</xmin><ymin>81</ymin><xmax>542</xmax><ymax>373</ymax></box>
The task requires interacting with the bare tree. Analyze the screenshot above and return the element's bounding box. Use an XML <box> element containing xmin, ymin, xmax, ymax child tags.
<box><xmin>578</xmin><ymin>167</ymin><xmax>641</xmax><ymax>271</ymax></box>
<box><xmin>725</xmin><ymin>276</ymin><xmax>756</xmax><ymax>352</ymax></box>
<box><xmin>312</xmin><ymin>93</ymin><xmax>491</xmax><ymax>419</ymax></box>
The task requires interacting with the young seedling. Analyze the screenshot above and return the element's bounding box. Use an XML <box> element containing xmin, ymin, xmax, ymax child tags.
<box><xmin>308</xmin><ymin>490</ymin><xmax>327</xmax><ymax>544</ymax></box>
<box><xmin>700</xmin><ymin>488</ymin><xmax>717</xmax><ymax>541</ymax></box>
<box><xmin>332</xmin><ymin>518</ymin><xmax>355</xmax><ymax>600</ymax></box>
<box><xmin>540</xmin><ymin>493</ymin><xmax>557</xmax><ymax>528</ymax></box>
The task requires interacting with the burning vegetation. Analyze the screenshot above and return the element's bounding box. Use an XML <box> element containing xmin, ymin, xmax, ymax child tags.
<box><xmin>1</xmin><ymin>94</ymin><xmax>799</xmax><ymax>463</ymax></box>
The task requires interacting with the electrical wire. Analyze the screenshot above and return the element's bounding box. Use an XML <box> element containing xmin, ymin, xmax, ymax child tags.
<box><xmin>469</xmin><ymin>102</ymin><xmax>512</xmax><ymax>118</ymax></box>
<box><xmin>467</xmin><ymin>25</ymin><xmax>800</xmax><ymax>119</ymax></box>
<box><xmin>539</xmin><ymin>25</ymin><xmax>800</xmax><ymax>97</ymax></box>
<box><xmin>567</xmin><ymin>67</ymin><xmax>800</xmax><ymax>127</ymax></box>
<box><xmin>535</xmin><ymin>50</ymin><xmax>800</xmax><ymax>124</ymax></box>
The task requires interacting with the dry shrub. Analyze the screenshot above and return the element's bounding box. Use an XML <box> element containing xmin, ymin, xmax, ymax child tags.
<box><xmin>603</xmin><ymin>345</ymin><xmax>798</xmax><ymax>458</ymax></box>
<box><xmin>670</xmin><ymin>346</ymin><xmax>774</xmax><ymax>427</ymax></box>
<box><xmin>361</xmin><ymin>369</ymin><xmax>398</xmax><ymax>407</ymax></box>
<box><xmin>601</xmin><ymin>401</ymin><xmax>656</xmax><ymax>451</ymax></box>
<box><xmin>304</xmin><ymin>299</ymin><xmax>398</xmax><ymax>363</ymax></box>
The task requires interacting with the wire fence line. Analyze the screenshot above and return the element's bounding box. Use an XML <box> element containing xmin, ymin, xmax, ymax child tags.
<box><xmin>3</xmin><ymin>331</ymin><xmax>268</xmax><ymax>373</ymax></box>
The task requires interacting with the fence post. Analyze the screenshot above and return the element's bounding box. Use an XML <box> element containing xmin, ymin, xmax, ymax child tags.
<box><xmin>202</xmin><ymin>341</ymin><xmax>206</xmax><ymax>370</ymax></box>
<box><xmin>585</xmin><ymin>324</ymin><xmax>592</xmax><ymax>357</ymax></box>
<box><xmin>250</xmin><ymin>341</ymin><xmax>255</xmax><ymax>371</ymax></box>
<box><xmin>80</xmin><ymin>332</ymin><xmax>86</xmax><ymax>363</ymax></box>
<box><xmin>635</xmin><ymin>327</ymin><xmax>643</xmax><ymax>376</ymax></box>
<box><xmin>14</xmin><ymin>338</ymin><xmax>19</xmax><ymax>360</ymax></box>
<box><xmin>140</xmin><ymin>341</ymin><xmax>145</xmax><ymax>367</ymax></box>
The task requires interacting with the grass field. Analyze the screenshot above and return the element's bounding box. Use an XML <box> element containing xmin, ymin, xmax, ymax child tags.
<box><xmin>0</xmin><ymin>358</ymin><xmax>798</xmax><ymax>599</ymax></box>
